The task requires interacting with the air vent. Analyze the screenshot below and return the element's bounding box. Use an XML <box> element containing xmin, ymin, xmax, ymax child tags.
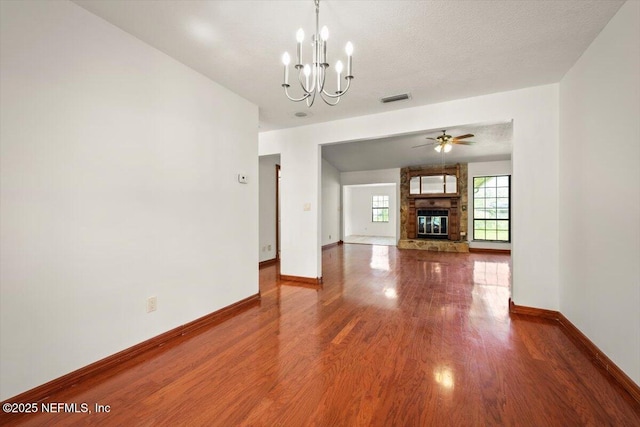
<box><xmin>380</xmin><ymin>93</ymin><xmax>411</xmax><ymax>104</ymax></box>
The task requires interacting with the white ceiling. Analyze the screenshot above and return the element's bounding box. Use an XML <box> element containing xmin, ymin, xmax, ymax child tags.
<box><xmin>322</xmin><ymin>121</ymin><xmax>513</xmax><ymax>172</ymax></box>
<box><xmin>73</xmin><ymin>0</ymin><xmax>622</xmax><ymax>170</ymax></box>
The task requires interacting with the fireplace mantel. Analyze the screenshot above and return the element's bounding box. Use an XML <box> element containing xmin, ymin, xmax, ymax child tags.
<box><xmin>407</xmin><ymin>197</ymin><xmax>460</xmax><ymax>240</ymax></box>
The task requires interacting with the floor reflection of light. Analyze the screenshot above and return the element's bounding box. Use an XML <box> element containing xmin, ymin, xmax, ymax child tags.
<box><xmin>470</xmin><ymin>260</ymin><xmax>512</xmax><ymax>326</ymax></box>
<box><xmin>370</xmin><ymin>245</ymin><xmax>390</xmax><ymax>271</ymax></box>
<box><xmin>473</xmin><ymin>261</ymin><xmax>510</xmax><ymax>287</ymax></box>
<box><xmin>434</xmin><ymin>367</ymin><xmax>454</xmax><ymax>389</ymax></box>
<box><xmin>384</xmin><ymin>288</ymin><xmax>397</xmax><ymax>299</ymax></box>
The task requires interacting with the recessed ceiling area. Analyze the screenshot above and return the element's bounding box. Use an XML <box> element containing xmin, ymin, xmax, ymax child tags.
<box><xmin>322</xmin><ymin>121</ymin><xmax>512</xmax><ymax>172</ymax></box>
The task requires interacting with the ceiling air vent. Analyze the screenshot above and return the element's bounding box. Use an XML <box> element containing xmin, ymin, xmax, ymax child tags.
<box><xmin>380</xmin><ymin>93</ymin><xmax>411</xmax><ymax>104</ymax></box>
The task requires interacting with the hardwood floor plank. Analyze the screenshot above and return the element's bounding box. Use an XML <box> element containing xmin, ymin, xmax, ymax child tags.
<box><xmin>3</xmin><ymin>244</ymin><xmax>639</xmax><ymax>426</ymax></box>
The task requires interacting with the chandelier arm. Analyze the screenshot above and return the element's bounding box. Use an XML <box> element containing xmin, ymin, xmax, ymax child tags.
<box><xmin>296</xmin><ymin>68</ymin><xmax>313</xmax><ymax>94</ymax></box>
<box><xmin>305</xmin><ymin>87</ymin><xmax>317</xmax><ymax>107</ymax></box>
<box><xmin>283</xmin><ymin>85</ymin><xmax>311</xmax><ymax>102</ymax></box>
<box><xmin>321</xmin><ymin>77</ymin><xmax>352</xmax><ymax>98</ymax></box>
<box><xmin>320</xmin><ymin>92</ymin><xmax>341</xmax><ymax>106</ymax></box>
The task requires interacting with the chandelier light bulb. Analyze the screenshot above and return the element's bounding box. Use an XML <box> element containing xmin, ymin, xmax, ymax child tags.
<box><xmin>296</xmin><ymin>28</ymin><xmax>305</xmax><ymax>43</ymax></box>
<box><xmin>282</xmin><ymin>52</ymin><xmax>290</xmax><ymax>85</ymax></box>
<box><xmin>345</xmin><ymin>42</ymin><xmax>353</xmax><ymax>76</ymax></box>
<box><xmin>320</xmin><ymin>26</ymin><xmax>329</xmax><ymax>41</ymax></box>
<box><xmin>303</xmin><ymin>64</ymin><xmax>311</xmax><ymax>90</ymax></box>
<box><xmin>335</xmin><ymin>60</ymin><xmax>344</xmax><ymax>92</ymax></box>
<box><xmin>345</xmin><ymin>41</ymin><xmax>353</xmax><ymax>56</ymax></box>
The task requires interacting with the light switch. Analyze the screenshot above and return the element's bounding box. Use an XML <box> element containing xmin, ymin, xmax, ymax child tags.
<box><xmin>303</xmin><ymin>203</ymin><xmax>311</xmax><ymax>211</ymax></box>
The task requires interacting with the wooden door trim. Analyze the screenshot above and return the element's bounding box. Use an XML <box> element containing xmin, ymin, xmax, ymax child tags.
<box><xmin>275</xmin><ymin>164</ymin><xmax>280</xmax><ymax>261</ymax></box>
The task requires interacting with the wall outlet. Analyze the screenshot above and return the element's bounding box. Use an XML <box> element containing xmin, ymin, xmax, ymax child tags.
<box><xmin>268</xmin><ymin>244</ymin><xmax>271</xmax><ymax>251</ymax></box>
<box><xmin>147</xmin><ymin>296</ymin><xmax>157</xmax><ymax>313</ymax></box>
<box><xmin>329</xmin><ymin>234</ymin><xmax>331</xmax><ymax>239</ymax></box>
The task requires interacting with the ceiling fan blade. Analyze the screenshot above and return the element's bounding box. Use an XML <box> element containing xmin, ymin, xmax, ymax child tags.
<box><xmin>453</xmin><ymin>134</ymin><xmax>474</xmax><ymax>140</ymax></box>
<box><xmin>412</xmin><ymin>142</ymin><xmax>435</xmax><ymax>148</ymax></box>
<box><xmin>452</xmin><ymin>140</ymin><xmax>477</xmax><ymax>145</ymax></box>
<box><xmin>426</xmin><ymin>137</ymin><xmax>438</xmax><ymax>141</ymax></box>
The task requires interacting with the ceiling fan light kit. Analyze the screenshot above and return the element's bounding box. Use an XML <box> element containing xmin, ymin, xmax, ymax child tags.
<box><xmin>435</xmin><ymin>143</ymin><xmax>452</xmax><ymax>153</ymax></box>
<box><xmin>281</xmin><ymin>0</ymin><xmax>354</xmax><ymax>107</ymax></box>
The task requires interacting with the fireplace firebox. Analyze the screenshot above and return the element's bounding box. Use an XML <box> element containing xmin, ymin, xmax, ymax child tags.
<box><xmin>417</xmin><ymin>209</ymin><xmax>449</xmax><ymax>239</ymax></box>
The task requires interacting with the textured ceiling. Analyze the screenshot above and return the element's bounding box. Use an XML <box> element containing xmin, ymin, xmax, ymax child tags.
<box><xmin>74</xmin><ymin>0</ymin><xmax>623</xmax><ymax>133</ymax></box>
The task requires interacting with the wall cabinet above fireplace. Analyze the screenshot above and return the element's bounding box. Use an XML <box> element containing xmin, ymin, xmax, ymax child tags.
<box><xmin>407</xmin><ymin>164</ymin><xmax>460</xmax><ymax>198</ymax></box>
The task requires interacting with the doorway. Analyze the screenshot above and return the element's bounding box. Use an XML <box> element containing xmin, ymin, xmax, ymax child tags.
<box><xmin>276</xmin><ymin>163</ymin><xmax>281</xmax><ymax>260</ymax></box>
<box><xmin>342</xmin><ymin>183</ymin><xmax>398</xmax><ymax>246</ymax></box>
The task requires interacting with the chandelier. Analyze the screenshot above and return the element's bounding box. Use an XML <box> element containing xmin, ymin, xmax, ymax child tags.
<box><xmin>281</xmin><ymin>0</ymin><xmax>354</xmax><ymax>107</ymax></box>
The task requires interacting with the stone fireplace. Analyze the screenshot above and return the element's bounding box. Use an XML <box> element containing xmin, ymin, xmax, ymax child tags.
<box><xmin>398</xmin><ymin>163</ymin><xmax>469</xmax><ymax>252</ymax></box>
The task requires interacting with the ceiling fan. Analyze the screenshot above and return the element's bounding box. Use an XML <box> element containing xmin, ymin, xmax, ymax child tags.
<box><xmin>413</xmin><ymin>130</ymin><xmax>476</xmax><ymax>153</ymax></box>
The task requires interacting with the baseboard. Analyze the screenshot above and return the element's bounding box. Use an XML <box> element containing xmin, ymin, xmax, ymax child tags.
<box><xmin>508</xmin><ymin>298</ymin><xmax>559</xmax><ymax>320</ymax></box>
<box><xmin>279</xmin><ymin>274</ymin><xmax>323</xmax><ymax>287</ymax></box>
<box><xmin>259</xmin><ymin>258</ymin><xmax>277</xmax><ymax>268</ymax></box>
<box><xmin>1</xmin><ymin>293</ymin><xmax>261</xmax><ymax>406</ymax></box>
<box><xmin>557</xmin><ymin>313</ymin><xmax>640</xmax><ymax>404</ymax></box>
<box><xmin>322</xmin><ymin>241</ymin><xmax>341</xmax><ymax>250</ymax></box>
<box><xmin>469</xmin><ymin>248</ymin><xmax>511</xmax><ymax>255</ymax></box>
<box><xmin>509</xmin><ymin>299</ymin><xmax>640</xmax><ymax>405</ymax></box>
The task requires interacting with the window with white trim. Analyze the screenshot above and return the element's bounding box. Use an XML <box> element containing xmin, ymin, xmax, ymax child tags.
<box><xmin>372</xmin><ymin>195</ymin><xmax>389</xmax><ymax>222</ymax></box>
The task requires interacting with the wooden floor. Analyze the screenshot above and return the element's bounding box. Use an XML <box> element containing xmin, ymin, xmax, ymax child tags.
<box><xmin>4</xmin><ymin>244</ymin><xmax>640</xmax><ymax>426</ymax></box>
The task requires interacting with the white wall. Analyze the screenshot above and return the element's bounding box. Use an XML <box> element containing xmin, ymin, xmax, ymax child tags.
<box><xmin>467</xmin><ymin>160</ymin><xmax>513</xmax><ymax>250</ymax></box>
<box><xmin>559</xmin><ymin>0</ymin><xmax>640</xmax><ymax>385</ymax></box>
<box><xmin>0</xmin><ymin>1</ymin><xmax>258</xmax><ymax>400</ymax></box>
<box><xmin>259</xmin><ymin>155</ymin><xmax>280</xmax><ymax>261</ymax></box>
<box><xmin>321</xmin><ymin>159</ymin><xmax>341</xmax><ymax>246</ymax></box>
<box><xmin>340</xmin><ymin>168</ymin><xmax>402</xmax><ymax>186</ymax></box>
<box><xmin>260</xmin><ymin>85</ymin><xmax>559</xmax><ymax>310</ymax></box>
<box><xmin>344</xmin><ymin>185</ymin><xmax>396</xmax><ymax>238</ymax></box>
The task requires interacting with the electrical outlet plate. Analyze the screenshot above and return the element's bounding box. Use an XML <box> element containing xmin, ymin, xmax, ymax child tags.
<box><xmin>147</xmin><ymin>296</ymin><xmax>157</xmax><ymax>313</ymax></box>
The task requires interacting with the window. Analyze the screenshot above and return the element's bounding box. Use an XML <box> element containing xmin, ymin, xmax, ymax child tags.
<box><xmin>372</xmin><ymin>195</ymin><xmax>389</xmax><ymax>222</ymax></box>
<box><xmin>473</xmin><ymin>175</ymin><xmax>510</xmax><ymax>241</ymax></box>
